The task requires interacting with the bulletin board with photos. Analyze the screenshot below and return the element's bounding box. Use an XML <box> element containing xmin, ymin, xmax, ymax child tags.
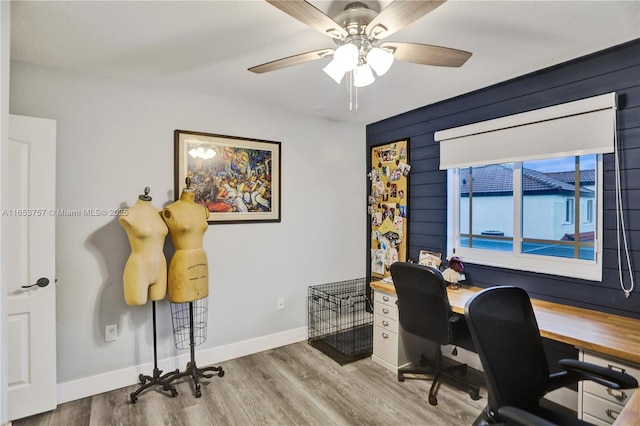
<box><xmin>368</xmin><ymin>139</ymin><xmax>410</xmax><ymax>279</ymax></box>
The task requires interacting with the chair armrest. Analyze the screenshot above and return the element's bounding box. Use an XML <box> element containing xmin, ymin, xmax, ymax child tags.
<box><xmin>498</xmin><ymin>406</ymin><xmax>558</xmax><ymax>426</ymax></box>
<box><xmin>558</xmin><ymin>359</ymin><xmax>638</xmax><ymax>390</ymax></box>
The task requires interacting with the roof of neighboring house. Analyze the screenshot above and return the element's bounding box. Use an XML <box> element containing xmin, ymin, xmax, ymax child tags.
<box><xmin>460</xmin><ymin>164</ymin><xmax>595</xmax><ymax>196</ymax></box>
<box><xmin>546</xmin><ymin>170</ymin><xmax>596</xmax><ymax>184</ymax></box>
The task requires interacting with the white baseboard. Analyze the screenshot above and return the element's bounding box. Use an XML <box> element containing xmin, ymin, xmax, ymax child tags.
<box><xmin>57</xmin><ymin>326</ymin><xmax>308</xmax><ymax>405</ymax></box>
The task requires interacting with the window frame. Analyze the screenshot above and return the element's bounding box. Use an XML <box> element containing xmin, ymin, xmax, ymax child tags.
<box><xmin>446</xmin><ymin>156</ymin><xmax>603</xmax><ymax>281</ymax></box>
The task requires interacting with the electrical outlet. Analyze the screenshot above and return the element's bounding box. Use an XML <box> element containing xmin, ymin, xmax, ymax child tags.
<box><xmin>277</xmin><ymin>297</ymin><xmax>285</xmax><ymax>310</ymax></box>
<box><xmin>105</xmin><ymin>324</ymin><xmax>118</xmax><ymax>342</ymax></box>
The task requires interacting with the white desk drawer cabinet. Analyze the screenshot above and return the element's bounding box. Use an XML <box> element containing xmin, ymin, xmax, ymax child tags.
<box><xmin>582</xmin><ymin>413</ymin><xmax>614</xmax><ymax>426</ymax></box>
<box><xmin>579</xmin><ymin>351</ymin><xmax>640</xmax><ymax>424</ymax></box>
<box><xmin>371</xmin><ymin>289</ymin><xmax>429</xmax><ymax>372</ymax></box>
<box><xmin>374</xmin><ymin>312</ymin><xmax>398</xmax><ymax>332</ymax></box>
<box><xmin>376</xmin><ymin>292</ymin><xmax>397</xmax><ymax>312</ymax></box>
<box><xmin>372</xmin><ymin>290</ymin><xmax>399</xmax><ymax>368</ymax></box>
<box><xmin>373</xmin><ymin>323</ymin><xmax>399</xmax><ymax>366</ymax></box>
<box><xmin>374</xmin><ymin>301</ymin><xmax>398</xmax><ymax>321</ymax></box>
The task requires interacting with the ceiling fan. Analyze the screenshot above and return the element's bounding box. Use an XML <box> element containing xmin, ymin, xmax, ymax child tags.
<box><xmin>249</xmin><ymin>0</ymin><xmax>472</xmax><ymax>88</ymax></box>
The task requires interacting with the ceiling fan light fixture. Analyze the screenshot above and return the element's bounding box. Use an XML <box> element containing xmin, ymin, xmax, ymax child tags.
<box><xmin>354</xmin><ymin>63</ymin><xmax>375</xmax><ymax>87</ymax></box>
<box><xmin>322</xmin><ymin>59</ymin><xmax>346</xmax><ymax>84</ymax></box>
<box><xmin>188</xmin><ymin>147</ymin><xmax>217</xmax><ymax>160</ymax></box>
<box><xmin>333</xmin><ymin>43</ymin><xmax>359</xmax><ymax>72</ymax></box>
<box><xmin>367</xmin><ymin>47</ymin><xmax>394</xmax><ymax>76</ymax></box>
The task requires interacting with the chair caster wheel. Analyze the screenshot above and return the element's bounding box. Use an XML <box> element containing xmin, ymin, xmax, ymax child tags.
<box><xmin>470</xmin><ymin>391</ymin><xmax>481</xmax><ymax>400</ymax></box>
<box><xmin>398</xmin><ymin>374</ymin><xmax>405</xmax><ymax>382</ymax></box>
<box><xmin>138</xmin><ymin>374</ymin><xmax>146</xmax><ymax>384</ymax></box>
<box><xmin>428</xmin><ymin>395</ymin><xmax>438</xmax><ymax>406</ymax></box>
<box><xmin>130</xmin><ymin>393</ymin><xmax>138</xmax><ymax>404</ymax></box>
<box><xmin>195</xmin><ymin>389</ymin><xmax>202</xmax><ymax>398</ymax></box>
<box><xmin>172</xmin><ymin>389</ymin><xmax>179</xmax><ymax>397</ymax></box>
<box><xmin>218</xmin><ymin>370</ymin><xmax>225</xmax><ymax>377</ymax></box>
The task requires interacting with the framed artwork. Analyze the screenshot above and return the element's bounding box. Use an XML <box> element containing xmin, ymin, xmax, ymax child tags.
<box><xmin>174</xmin><ymin>130</ymin><xmax>281</xmax><ymax>224</ymax></box>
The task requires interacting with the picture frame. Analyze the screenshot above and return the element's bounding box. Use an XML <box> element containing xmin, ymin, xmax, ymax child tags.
<box><xmin>174</xmin><ymin>130</ymin><xmax>281</xmax><ymax>224</ymax></box>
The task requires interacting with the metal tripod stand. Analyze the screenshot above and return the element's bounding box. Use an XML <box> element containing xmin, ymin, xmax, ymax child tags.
<box><xmin>130</xmin><ymin>301</ymin><xmax>179</xmax><ymax>403</ymax></box>
<box><xmin>167</xmin><ymin>301</ymin><xmax>224</xmax><ymax>398</ymax></box>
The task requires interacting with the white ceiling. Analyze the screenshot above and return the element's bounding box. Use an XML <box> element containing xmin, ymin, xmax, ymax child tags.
<box><xmin>10</xmin><ymin>0</ymin><xmax>640</xmax><ymax>125</ymax></box>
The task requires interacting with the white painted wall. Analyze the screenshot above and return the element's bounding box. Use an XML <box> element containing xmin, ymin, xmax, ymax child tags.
<box><xmin>9</xmin><ymin>61</ymin><xmax>365</xmax><ymax>400</ymax></box>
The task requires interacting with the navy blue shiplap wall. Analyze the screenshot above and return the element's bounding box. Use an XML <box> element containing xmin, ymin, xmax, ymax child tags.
<box><xmin>366</xmin><ymin>39</ymin><xmax>640</xmax><ymax>320</ymax></box>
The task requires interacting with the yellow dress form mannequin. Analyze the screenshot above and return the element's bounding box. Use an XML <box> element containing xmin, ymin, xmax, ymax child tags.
<box><xmin>122</xmin><ymin>188</ymin><xmax>180</xmax><ymax>403</ymax></box>
<box><xmin>162</xmin><ymin>188</ymin><xmax>209</xmax><ymax>303</ymax></box>
<box><xmin>119</xmin><ymin>190</ymin><xmax>168</xmax><ymax>306</ymax></box>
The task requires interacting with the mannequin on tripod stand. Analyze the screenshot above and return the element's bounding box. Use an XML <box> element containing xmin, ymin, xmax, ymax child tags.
<box><xmin>120</xmin><ymin>187</ymin><xmax>178</xmax><ymax>403</ymax></box>
<box><xmin>162</xmin><ymin>178</ymin><xmax>224</xmax><ymax>398</ymax></box>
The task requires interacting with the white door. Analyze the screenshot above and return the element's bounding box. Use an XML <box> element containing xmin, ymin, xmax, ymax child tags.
<box><xmin>6</xmin><ymin>114</ymin><xmax>57</xmax><ymax>421</ymax></box>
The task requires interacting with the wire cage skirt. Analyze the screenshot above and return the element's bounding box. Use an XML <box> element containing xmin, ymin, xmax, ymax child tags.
<box><xmin>308</xmin><ymin>278</ymin><xmax>373</xmax><ymax>365</ymax></box>
<box><xmin>170</xmin><ymin>297</ymin><xmax>208</xmax><ymax>350</ymax></box>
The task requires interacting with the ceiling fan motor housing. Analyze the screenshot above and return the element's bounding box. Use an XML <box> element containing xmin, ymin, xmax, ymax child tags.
<box><xmin>335</xmin><ymin>2</ymin><xmax>377</xmax><ymax>37</ymax></box>
<box><xmin>333</xmin><ymin>2</ymin><xmax>380</xmax><ymax>57</ymax></box>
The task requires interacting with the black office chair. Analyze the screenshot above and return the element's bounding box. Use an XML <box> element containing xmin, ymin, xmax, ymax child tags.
<box><xmin>390</xmin><ymin>262</ymin><xmax>481</xmax><ymax>406</ymax></box>
<box><xmin>464</xmin><ymin>286</ymin><xmax>638</xmax><ymax>426</ymax></box>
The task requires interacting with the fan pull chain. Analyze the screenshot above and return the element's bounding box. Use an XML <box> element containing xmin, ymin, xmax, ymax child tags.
<box><xmin>349</xmin><ymin>71</ymin><xmax>353</xmax><ymax>112</ymax></box>
<box><xmin>346</xmin><ymin>72</ymin><xmax>360</xmax><ymax>113</ymax></box>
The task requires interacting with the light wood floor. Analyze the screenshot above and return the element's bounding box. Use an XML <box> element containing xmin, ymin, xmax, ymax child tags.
<box><xmin>14</xmin><ymin>342</ymin><xmax>487</xmax><ymax>426</ymax></box>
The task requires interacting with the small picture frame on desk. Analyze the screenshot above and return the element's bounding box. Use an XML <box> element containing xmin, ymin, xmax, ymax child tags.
<box><xmin>418</xmin><ymin>250</ymin><xmax>442</xmax><ymax>268</ymax></box>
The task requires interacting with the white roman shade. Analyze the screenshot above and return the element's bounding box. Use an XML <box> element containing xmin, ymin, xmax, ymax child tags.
<box><xmin>435</xmin><ymin>92</ymin><xmax>617</xmax><ymax>170</ymax></box>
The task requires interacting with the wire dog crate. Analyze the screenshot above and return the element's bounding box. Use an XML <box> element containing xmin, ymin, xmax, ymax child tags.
<box><xmin>308</xmin><ymin>278</ymin><xmax>373</xmax><ymax>365</ymax></box>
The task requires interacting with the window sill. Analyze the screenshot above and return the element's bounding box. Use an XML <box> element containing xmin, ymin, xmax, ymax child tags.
<box><xmin>454</xmin><ymin>247</ymin><xmax>602</xmax><ymax>282</ymax></box>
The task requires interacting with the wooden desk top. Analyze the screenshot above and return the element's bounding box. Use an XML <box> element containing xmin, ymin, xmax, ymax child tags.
<box><xmin>370</xmin><ymin>281</ymin><xmax>640</xmax><ymax>365</ymax></box>
<box><xmin>614</xmin><ymin>388</ymin><xmax>640</xmax><ymax>425</ymax></box>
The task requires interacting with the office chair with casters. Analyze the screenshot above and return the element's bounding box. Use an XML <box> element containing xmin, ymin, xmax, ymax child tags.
<box><xmin>464</xmin><ymin>286</ymin><xmax>638</xmax><ymax>426</ymax></box>
<box><xmin>390</xmin><ymin>262</ymin><xmax>481</xmax><ymax>406</ymax></box>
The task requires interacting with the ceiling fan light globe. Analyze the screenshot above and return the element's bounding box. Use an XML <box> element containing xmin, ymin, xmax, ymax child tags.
<box><xmin>367</xmin><ymin>47</ymin><xmax>394</xmax><ymax>76</ymax></box>
<box><xmin>354</xmin><ymin>63</ymin><xmax>375</xmax><ymax>87</ymax></box>
<box><xmin>333</xmin><ymin>43</ymin><xmax>359</xmax><ymax>72</ymax></box>
<box><xmin>323</xmin><ymin>60</ymin><xmax>346</xmax><ymax>84</ymax></box>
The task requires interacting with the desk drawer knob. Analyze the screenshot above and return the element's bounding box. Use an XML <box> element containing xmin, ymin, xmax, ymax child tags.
<box><xmin>606</xmin><ymin>388</ymin><xmax>627</xmax><ymax>402</ymax></box>
<box><xmin>382</xmin><ymin>333</ymin><xmax>389</xmax><ymax>339</ymax></box>
<box><xmin>382</xmin><ymin>296</ymin><xmax>390</xmax><ymax>302</ymax></box>
<box><xmin>605</xmin><ymin>408</ymin><xmax>619</xmax><ymax>420</ymax></box>
<box><xmin>382</xmin><ymin>308</ymin><xmax>389</xmax><ymax>314</ymax></box>
<box><xmin>382</xmin><ymin>320</ymin><xmax>389</xmax><ymax>327</ymax></box>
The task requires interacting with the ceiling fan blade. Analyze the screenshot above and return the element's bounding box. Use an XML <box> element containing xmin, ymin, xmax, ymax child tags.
<box><xmin>266</xmin><ymin>0</ymin><xmax>347</xmax><ymax>39</ymax></box>
<box><xmin>381</xmin><ymin>42</ymin><xmax>472</xmax><ymax>67</ymax></box>
<box><xmin>248</xmin><ymin>48</ymin><xmax>334</xmax><ymax>74</ymax></box>
<box><xmin>367</xmin><ymin>0</ymin><xmax>446</xmax><ymax>40</ymax></box>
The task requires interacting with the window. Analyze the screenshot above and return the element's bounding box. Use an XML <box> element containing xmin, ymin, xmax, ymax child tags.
<box><xmin>436</xmin><ymin>94</ymin><xmax>615</xmax><ymax>281</ymax></box>
<box><xmin>459</xmin><ymin>164</ymin><xmax>514</xmax><ymax>253</ymax></box>
<box><xmin>449</xmin><ymin>155</ymin><xmax>601</xmax><ymax>279</ymax></box>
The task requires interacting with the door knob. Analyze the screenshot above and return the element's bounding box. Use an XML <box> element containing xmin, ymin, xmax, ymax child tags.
<box><xmin>21</xmin><ymin>277</ymin><xmax>50</xmax><ymax>289</ymax></box>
